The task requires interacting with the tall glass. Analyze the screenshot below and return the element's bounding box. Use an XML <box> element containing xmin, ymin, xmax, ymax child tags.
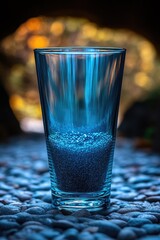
<box><xmin>34</xmin><ymin>47</ymin><xmax>126</xmax><ymax>211</ymax></box>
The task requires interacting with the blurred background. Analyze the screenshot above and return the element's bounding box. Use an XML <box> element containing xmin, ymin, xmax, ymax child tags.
<box><xmin>0</xmin><ymin>0</ymin><xmax>160</xmax><ymax>151</ymax></box>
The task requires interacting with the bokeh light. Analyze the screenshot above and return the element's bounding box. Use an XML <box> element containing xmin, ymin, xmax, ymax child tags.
<box><xmin>0</xmin><ymin>16</ymin><xmax>160</xmax><ymax>128</ymax></box>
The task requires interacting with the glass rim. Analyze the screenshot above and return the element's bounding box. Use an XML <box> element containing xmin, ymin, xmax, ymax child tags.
<box><xmin>34</xmin><ymin>46</ymin><xmax>126</xmax><ymax>55</ymax></box>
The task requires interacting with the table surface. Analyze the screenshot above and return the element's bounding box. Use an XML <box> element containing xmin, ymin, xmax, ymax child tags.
<box><xmin>0</xmin><ymin>133</ymin><xmax>160</xmax><ymax>240</ymax></box>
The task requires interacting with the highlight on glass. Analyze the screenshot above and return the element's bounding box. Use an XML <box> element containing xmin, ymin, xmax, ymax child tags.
<box><xmin>34</xmin><ymin>47</ymin><xmax>126</xmax><ymax>211</ymax></box>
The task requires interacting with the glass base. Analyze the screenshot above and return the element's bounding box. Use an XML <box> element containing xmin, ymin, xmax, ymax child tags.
<box><xmin>52</xmin><ymin>194</ymin><xmax>110</xmax><ymax>212</ymax></box>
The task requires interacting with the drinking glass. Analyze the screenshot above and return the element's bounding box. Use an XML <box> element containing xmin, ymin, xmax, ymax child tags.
<box><xmin>34</xmin><ymin>47</ymin><xmax>126</xmax><ymax>211</ymax></box>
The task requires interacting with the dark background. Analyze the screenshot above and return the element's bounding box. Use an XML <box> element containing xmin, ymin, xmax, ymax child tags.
<box><xmin>0</xmin><ymin>0</ymin><xmax>160</xmax><ymax>149</ymax></box>
<box><xmin>0</xmin><ymin>0</ymin><xmax>160</xmax><ymax>55</ymax></box>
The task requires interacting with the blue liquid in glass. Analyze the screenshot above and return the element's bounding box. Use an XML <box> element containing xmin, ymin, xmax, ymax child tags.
<box><xmin>34</xmin><ymin>47</ymin><xmax>126</xmax><ymax>208</ymax></box>
<box><xmin>47</xmin><ymin>131</ymin><xmax>114</xmax><ymax>193</ymax></box>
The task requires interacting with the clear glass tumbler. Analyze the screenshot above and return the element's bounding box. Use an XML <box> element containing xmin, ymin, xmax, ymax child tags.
<box><xmin>34</xmin><ymin>47</ymin><xmax>126</xmax><ymax>211</ymax></box>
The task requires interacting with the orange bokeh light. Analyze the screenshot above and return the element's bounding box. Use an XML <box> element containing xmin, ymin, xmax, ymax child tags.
<box><xmin>25</xmin><ymin>17</ymin><xmax>43</xmax><ymax>32</ymax></box>
<box><xmin>50</xmin><ymin>21</ymin><xmax>65</xmax><ymax>36</ymax></box>
<box><xmin>27</xmin><ymin>35</ymin><xmax>49</xmax><ymax>49</ymax></box>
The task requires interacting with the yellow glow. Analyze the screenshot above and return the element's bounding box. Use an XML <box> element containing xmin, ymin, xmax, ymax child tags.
<box><xmin>134</xmin><ymin>72</ymin><xmax>151</xmax><ymax>88</ymax></box>
<box><xmin>10</xmin><ymin>94</ymin><xmax>42</xmax><ymax>119</ymax></box>
<box><xmin>138</xmin><ymin>40</ymin><xmax>156</xmax><ymax>72</ymax></box>
<box><xmin>10</xmin><ymin>94</ymin><xmax>25</xmax><ymax>110</ymax></box>
<box><xmin>50</xmin><ymin>21</ymin><xmax>64</xmax><ymax>36</ymax></box>
<box><xmin>141</xmin><ymin>61</ymin><xmax>154</xmax><ymax>72</ymax></box>
<box><xmin>97</xmin><ymin>29</ymin><xmax>113</xmax><ymax>41</ymax></box>
<box><xmin>139</xmin><ymin>40</ymin><xmax>156</xmax><ymax>59</ymax></box>
<box><xmin>25</xmin><ymin>17</ymin><xmax>42</xmax><ymax>32</ymax></box>
<box><xmin>34</xmin><ymin>105</ymin><xmax>42</xmax><ymax>118</ymax></box>
<box><xmin>27</xmin><ymin>35</ymin><xmax>49</xmax><ymax>49</ymax></box>
<box><xmin>81</xmin><ymin>23</ymin><xmax>97</xmax><ymax>38</ymax></box>
<box><xmin>1</xmin><ymin>16</ymin><xmax>160</xmax><ymax>123</ymax></box>
<box><xmin>66</xmin><ymin>18</ymin><xmax>81</xmax><ymax>32</ymax></box>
